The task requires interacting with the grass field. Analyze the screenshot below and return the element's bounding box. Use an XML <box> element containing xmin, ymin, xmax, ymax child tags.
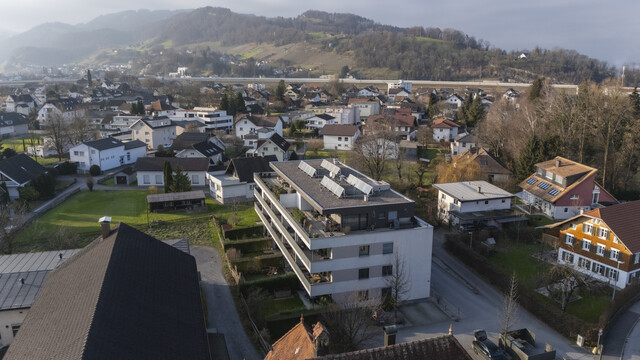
<box><xmin>489</xmin><ymin>243</ymin><xmax>550</xmax><ymax>288</ymax></box>
<box><xmin>13</xmin><ymin>190</ymin><xmax>257</xmax><ymax>253</ymax></box>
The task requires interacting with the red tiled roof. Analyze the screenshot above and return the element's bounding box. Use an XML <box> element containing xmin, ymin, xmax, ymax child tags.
<box><xmin>583</xmin><ymin>200</ymin><xmax>640</xmax><ymax>253</ymax></box>
<box><xmin>432</xmin><ymin>118</ymin><xmax>460</xmax><ymax>128</ymax></box>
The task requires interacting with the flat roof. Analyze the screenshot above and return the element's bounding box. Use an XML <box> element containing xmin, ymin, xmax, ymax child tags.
<box><xmin>270</xmin><ymin>160</ymin><xmax>413</xmax><ymax>212</ymax></box>
<box><xmin>147</xmin><ymin>190</ymin><xmax>206</xmax><ymax>203</ymax></box>
<box><xmin>434</xmin><ymin>181</ymin><xmax>513</xmax><ymax>201</ymax></box>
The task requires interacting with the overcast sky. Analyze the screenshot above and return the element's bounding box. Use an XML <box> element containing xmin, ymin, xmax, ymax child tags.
<box><xmin>2</xmin><ymin>0</ymin><xmax>639</xmax><ymax>66</ymax></box>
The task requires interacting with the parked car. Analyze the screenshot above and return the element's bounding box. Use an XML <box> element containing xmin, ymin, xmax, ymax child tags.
<box><xmin>473</xmin><ymin>329</ymin><xmax>506</xmax><ymax>360</ymax></box>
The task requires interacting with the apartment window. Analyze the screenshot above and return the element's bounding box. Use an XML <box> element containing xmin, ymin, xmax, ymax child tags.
<box><xmin>73</xmin><ymin>151</ymin><xmax>79</xmax><ymax>156</ymax></box>
<box><xmin>571</xmin><ymin>223</ymin><xmax>577</xmax><ymax>230</ymax></box>
<box><xmin>592</xmin><ymin>263</ymin><xmax>604</xmax><ymax>276</ymax></box>
<box><xmin>382</xmin><ymin>243</ymin><xmax>394</xmax><ymax>254</ymax></box>
<box><xmin>484</xmin><ymin>200</ymin><xmax>489</xmax><ymax>204</ymax></box>
<box><xmin>382</xmin><ymin>287</ymin><xmax>392</xmax><ymax>299</ymax></box>
<box><xmin>143</xmin><ymin>175</ymin><xmax>150</xmax><ymax>184</ymax></box>
<box><xmin>570</xmin><ymin>194</ymin><xmax>579</xmax><ymax>200</ymax></box>
<box><xmin>561</xmin><ymin>251</ymin><xmax>574</xmax><ymax>263</ymax></box>
<box><xmin>565</xmin><ymin>234</ymin><xmax>575</xmax><ymax>245</ymax></box>
<box><xmin>596</xmin><ymin>244</ymin><xmax>606</xmax><ymax>256</ymax></box>
<box><xmin>441</xmin><ymin>193</ymin><xmax>446</xmax><ymax>200</ymax></box>
<box><xmin>578</xmin><ymin>257</ymin><xmax>591</xmax><ymax>270</ymax></box>
<box><xmin>635</xmin><ymin>253</ymin><xmax>640</xmax><ymax>264</ymax></box>
<box><xmin>382</xmin><ymin>265</ymin><xmax>393</xmax><ymax>276</ymax></box>
<box><xmin>581</xmin><ymin>240</ymin><xmax>591</xmax><ymax>251</ymax></box>
<box><xmin>338</xmin><ymin>137</ymin><xmax>342</xmax><ymax>141</ymax></box>
<box><xmin>611</xmin><ymin>249</ymin><xmax>620</xmax><ymax>261</ymax></box>
<box><xmin>583</xmin><ymin>223</ymin><xmax>595</xmax><ymax>235</ymax></box>
<box><xmin>192</xmin><ymin>175</ymin><xmax>199</xmax><ymax>184</ymax></box>
<box><xmin>359</xmin><ymin>245</ymin><xmax>370</xmax><ymax>257</ymax></box>
<box><xmin>11</xmin><ymin>324</ymin><xmax>20</xmax><ymax>337</ymax></box>
<box><xmin>593</xmin><ymin>219</ymin><xmax>601</xmax><ymax>225</ymax></box>
<box><xmin>597</xmin><ymin>227</ymin><xmax>609</xmax><ymax>240</ymax></box>
<box><xmin>155</xmin><ymin>175</ymin><xmax>162</xmax><ymax>184</ymax></box>
<box><xmin>358</xmin><ymin>268</ymin><xmax>369</xmax><ymax>280</ymax></box>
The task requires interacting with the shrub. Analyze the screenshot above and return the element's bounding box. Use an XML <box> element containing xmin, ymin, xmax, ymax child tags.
<box><xmin>31</xmin><ymin>173</ymin><xmax>55</xmax><ymax>199</ymax></box>
<box><xmin>86</xmin><ymin>177</ymin><xmax>94</xmax><ymax>191</ymax></box>
<box><xmin>18</xmin><ymin>186</ymin><xmax>39</xmax><ymax>202</ymax></box>
<box><xmin>57</xmin><ymin>161</ymin><xmax>78</xmax><ymax>175</ymax></box>
<box><xmin>291</xmin><ymin>208</ymin><xmax>306</xmax><ymax>225</ymax></box>
<box><xmin>148</xmin><ymin>185</ymin><xmax>158</xmax><ymax>194</ymax></box>
<box><xmin>89</xmin><ymin>165</ymin><xmax>101</xmax><ymax>176</ymax></box>
<box><xmin>223</xmin><ymin>225</ymin><xmax>264</xmax><ymax>240</ymax></box>
<box><xmin>239</xmin><ymin>272</ymin><xmax>300</xmax><ymax>297</ymax></box>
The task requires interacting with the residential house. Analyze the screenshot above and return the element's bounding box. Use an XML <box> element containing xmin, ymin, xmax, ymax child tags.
<box><xmin>207</xmin><ymin>155</ymin><xmax>276</xmax><ymax>204</ymax></box>
<box><xmin>450</xmin><ymin>133</ymin><xmax>479</xmax><ymax>156</ymax></box>
<box><xmin>324</xmin><ymin>107</ymin><xmax>360</xmax><ymax>125</ymax></box>
<box><xmin>306</xmin><ymin>113</ymin><xmax>336</xmax><ymax>131</ymax></box>
<box><xmin>388</xmin><ymin>80</ymin><xmax>413</xmax><ymax>94</ymax></box>
<box><xmin>70</xmin><ymin>138</ymin><xmax>147</xmax><ymax>173</ymax></box>
<box><xmin>0</xmin><ymin>154</ymin><xmax>47</xmax><ymax>200</ymax></box>
<box><xmin>0</xmin><ymin>250</ymin><xmax>79</xmax><ymax>347</ymax></box>
<box><xmin>504</xmin><ymin>88</ymin><xmax>520</xmax><ymax>102</ymax></box>
<box><xmin>146</xmin><ymin>99</ymin><xmax>179</xmax><ymax>116</ymax></box>
<box><xmin>0</xmin><ymin>113</ymin><xmax>29</xmax><ymax>137</ymax></box>
<box><xmin>357</xmin><ymin>86</ymin><xmax>379</xmax><ymax>97</ymax></box>
<box><xmin>4</xmin><ymin>222</ymin><xmax>211</xmax><ymax>360</ymax></box>
<box><xmin>171</xmin><ymin>108</ymin><xmax>233</xmax><ymax>131</ymax></box>
<box><xmin>320</xmin><ymin>124</ymin><xmax>360</xmax><ymax>150</ymax></box>
<box><xmin>134</xmin><ymin>157</ymin><xmax>209</xmax><ymax>188</ymax></box>
<box><xmin>519</xmin><ymin>157</ymin><xmax>618</xmax><ymax>219</ymax></box>
<box><xmin>130</xmin><ymin>117</ymin><xmax>179</xmax><ymax>149</ymax></box>
<box><xmin>113</xmin><ymin>166</ymin><xmax>137</xmax><ymax>185</ymax></box>
<box><xmin>543</xmin><ymin>200</ymin><xmax>640</xmax><ymax>289</ymax></box>
<box><xmin>254</xmin><ymin>159</ymin><xmax>433</xmax><ymax>303</ymax></box>
<box><xmin>387</xmin><ymin>88</ymin><xmax>410</xmax><ymax>102</ymax></box>
<box><xmin>234</xmin><ymin>114</ymin><xmax>283</xmax><ymax>142</ymax></box>
<box><xmin>246</xmin><ymin>133</ymin><xmax>294</xmax><ymax>161</ymax></box>
<box><xmin>446</xmin><ymin>94</ymin><xmax>464</xmax><ymax>108</ymax></box>
<box><xmin>171</xmin><ymin>132</ymin><xmax>225</xmax><ymax>164</ymax></box>
<box><xmin>434</xmin><ymin>180</ymin><xmax>522</xmax><ymax>230</ymax></box>
<box><xmin>2</xmin><ymin>94</ymin><xmax>36</xmax><ymax>115</ymax></box>
<box><xmin>280</xmin><ymin>110</ymin><xmax>315</xmax><ymax>126</ymax></box>
<box><xmin>264</xmin><ymin>316</ymin><xmax>330</xmax><ymax>360</ymax></box>
<box><xmin>37</xmin><ymin>99</ymin><xmax>85</xmax><ymax>127</ymax></box>
<box><xmin>368</xmin><ymin>112</ymin><xmax>417</xmax><ymax>140</ymax></box>
<box><xmin>454</xmin><ymin>147</ymin><xmax>513</xmax><ymax>184</ymax></box>
<box><xmin>431</xmin><ymin>118</ymin><xmax>460</xmax><ymax>142</ymax></box>
<box><xmin>348</xmin><ymin>99</ymin><xmax>380</xmax><ymax>119</ymax></box>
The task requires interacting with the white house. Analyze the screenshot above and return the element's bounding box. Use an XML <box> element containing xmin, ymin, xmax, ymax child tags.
<box><xmin>246</xmin><ymin>134</ymin><xmax>294</xmax><ymax>161</ymax></box>
<box><xmin>234</xmin><ymin>114</ymin><xmax>283</xmax><ymax>140</ymax></box>
<box><xmin>0</xmin><ymin>154</ymin><xmax>47</xmax><ymax>200</ymax></box>
<box><xmin>431</xmin><ymin>118</ymin><xmax>460</xmax><ymax>142</ymax></box>
<box><xmin>38</xmin><ymin>99</ymin><xmax>85</xmax><ymax>127</ymax></box>
<box><xmin>324</xmin><ymin>107</ymin><xmax>360</xmax><ymax>125</ymax></box>
<box><xmin>207</xmin><ymin>155</ymin><xmax>276</xmax><ymax>204</ymax></box>
<box><xmin>348</xmin><ymin>99</ymin><xmax>380</xmax><ymax>119</ymax></box>
<box><xmin>446</xmin><ymin>94</ymin><xmax>464</xmax><ymax>108</ymax></box>
<box><xmin>387</xmin><ymin>88</ymin><xmax>410</xmax><ymax>102</ymax></box>
<box><xmin>320</xmin><ymin>124</ymin><xmax>360</xmax><ymax>150</ymax></box>
<box><xmin>134</xmin><ymin>157</ymin><xmax>209</xmax><ymax>188</ymax></box>
<box><xmin>70</xmin><ymin>138</ymin><xmax>147</xmax><ymax>173</ymax></box>
<box><xmin>387</xmin><ymin>80</ymin><xmax>412</xmax><ymax>94</ymax></box>
<box><xmin>171</xmin><ymin>108</ymin><xmax>233</xmax><ymax>131</ymax></box>
<box><xmin>2</xmin><ymin>94</ymin><xmax>36</xmax><ymax>115</ymax></box>
<box><xmin>130</xmin><ymin>117</ymin><xmax>179</xmax><ymax>150</ymax></box>
<box><xmin>357</xmin><ymin>86</ymin><xmax>379</xmax><ymax>97</ymax></box>
<box><xmin>171</xmin><ymin>132</ymin><xmax>225</xmax><ymax>164</ymax></box>
<box><xmin>0</xmin><ymin>113</ymin><xmax>29</xmax><ymax>137</ymax></box>
<box><xmin>450</xmin><ymin>132</ymin><xmax>479</xmax><ymax>156</ymax></box>
<box><xmin>305</xmin><ymin>113</ymin><xmax>335</xmax><ymax>130</ymax></box>
<box><xmin>433</xmin><ymin>180</ymin><xmax>516</xmax><ymax>229</ymax></box>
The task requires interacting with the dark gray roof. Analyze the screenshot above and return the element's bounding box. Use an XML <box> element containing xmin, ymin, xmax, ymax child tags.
<box><xmin>170</xmin><ymin>132</ymin><xmax>209</xmax><ymax>151</ymax></box>
<box><xmin>193</xmin><ymin>141</ymin><xmax>224</xmax><ymax>157</ymax></box>
<box><xmin>134</xmin><ymin>157</ymin><xmax>209</xmax><ymax>172</ymax></box>
<box><xmin>227</xmin><ymin>155</ymin><xmax>277</xmax><ymax>183</ymax></box>
<box><xmin>235</xmin><ymin>114</ymin><xmax>279</xmax><ymax>128</ymax></box>
<box><xmin>315</xmin><ymin>113</ymin><xmax>335</xmax><ymax>121</ymax></box>
<box><xmin>0</xmin><ymin>112</ymin><xmax>29</xmax><ymax>127</ymax></box>
<box><xmin>0</xmin><ymin>154</ymin><xmax>47</xmax><ymax>185</ymax></box>
<box><xmin>84</xmin><ymin>137</ymin><xmax>124</xmax><ymax>151</ymax></box>
<box><xmin>123</xmin><ymin>139</ymin><xmax>147</xmax><ymax>150</ymax></box>
<box><xmin>5</xmin><ymin>223</ymin><xmax>210</xmax><ymax>360</ymax></box>
<box><xmin>263</xmin><ymin>133</ymin><xmax>290</xmax><ymax>152</ymax></box>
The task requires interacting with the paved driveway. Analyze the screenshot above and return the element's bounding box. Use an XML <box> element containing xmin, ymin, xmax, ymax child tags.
<box><xmin>191</xmin><ymin>246</ymin><xmax>261</xmax><ymax>360</ymax></box>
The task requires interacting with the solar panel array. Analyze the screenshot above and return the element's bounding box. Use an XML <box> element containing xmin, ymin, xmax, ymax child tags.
<box><xmin>321</xmin><ymin>160</ymin><xmax>341</xmax><ymax>178</ymax></box>
<box><xmin>526</xmin><ymin>178</ymin><xmax>537</xmax><ymax>185</ymax></box>
<box><xmin>538</xmin><ymin>181</ymin><xmax>551</xmax><ymax>190</ymax></box>
<box><xmin>298</xmin><ymin>161</ymin><xmax>317</xmax><ymax>177</ymax></box>
<box><xmin>321</xmin><ymin>176</ymin><xmax>345</xmax><ymax>198</ymax></box>
<box><xmin>549</xmin><ymin>188</ymin><xmax>560</xmax><ymax>196</ymax></box>
<box><xmin>346</xmin><ymin>174</ymin><xmax>373</xmax><ymax>195</ymax></box>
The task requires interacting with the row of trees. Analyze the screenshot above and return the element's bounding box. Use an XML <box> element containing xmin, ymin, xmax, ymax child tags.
<box><xmin>219</xmin><ymin>86</ymin><xmax>246</xmax><ymax>115</ymax></box>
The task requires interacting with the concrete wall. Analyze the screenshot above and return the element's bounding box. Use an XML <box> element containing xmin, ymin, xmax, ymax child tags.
<box><xmin>0</xmin><ymin>308</ymin><xmax>27</xmax><ymax>346</ymax></box>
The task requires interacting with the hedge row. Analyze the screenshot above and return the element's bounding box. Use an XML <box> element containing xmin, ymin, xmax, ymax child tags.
<box><xmin>444</xmin><ymin>237</ymin><xmax>598</xmax><ymax>344</ymax></box>
<box><xmin>239</xmin><ymin>272</ymin><xmax>300</xmax><ymax>297</ymax></box>
<box><xmin>231</xmin><ymin>254</ymin><xmax>284</xmax><ymax>274</ymax></box>
<box><xmin>223</xmin><ymin>225</ymin><xmax>264</xmax><ymax>240</ymax></box>
<box><xmin>224</xmin><ymin>238</ymin><xmax>272</xmax><ymax>253</ymax></box>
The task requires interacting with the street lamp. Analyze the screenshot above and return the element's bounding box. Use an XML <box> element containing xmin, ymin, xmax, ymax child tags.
<box><xmin>611</xmin><ymin>260</ymin><xmax>624</xmax><ymax>302</ymax></box>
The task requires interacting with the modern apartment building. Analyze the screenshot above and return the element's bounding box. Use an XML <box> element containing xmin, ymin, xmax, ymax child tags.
<box><xmin>253</xmin><ymin>159</ymin><xmax>433</xmax><ymax>303</ymax></box>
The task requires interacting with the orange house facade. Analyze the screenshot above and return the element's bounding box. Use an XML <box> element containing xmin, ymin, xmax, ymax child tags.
<box><xmin>544</xmin><ymin>200</ymin><xmax>640</xmax><ymax>289</ymax></box>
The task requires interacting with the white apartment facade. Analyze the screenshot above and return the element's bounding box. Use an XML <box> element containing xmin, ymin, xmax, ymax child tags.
<box><xmin>130</xmin><ymin>117</ymin><xmax>179</xmax><ymax>149</ymax></box>
<box><xmin>172</xmin><ymin>108</ymin><xmax>233</xmax><ymax>131</ymax></box>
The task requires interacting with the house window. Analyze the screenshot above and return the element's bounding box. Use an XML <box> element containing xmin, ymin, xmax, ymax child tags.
<box><xmin>145</xmin><ymin>132</ymin><xmax>149</xmax><ymax>135</ymax></box>
<box><xmin>127</xmin><ymin>152</ymin><xmax>131</xmax><ymax>161</ymax></box>
<box><xmin>11</xmin><ymin>324</ymin><xmax>20</xmax><ymax>337</ymax></box>
<box><xmin>571</xmin><ymin>223</ymin><xmax>577</xmax><ymax>230</ymax></box>
<box><xmin>613</xmin><ymin>236</ymin><xmax>620</xmax><ymax>244</ymax></box>
<box><xmin>611</xmin><ymin>249</ymin><xmax>620</xmax><ymax>261</ymax></box>
<box><xmin>635</xmin><ymin>253</ymin><xmax>640</xmax><ymax>264</ymax></box>
<box><xmin>338</xmin><ymin>137</ymin><xmax>342</xmax><ymax>141</ymax></box>
<box><xmin>358</xmin><ymin>268</ymin><xmax>369</xmax><ymax>280</ymax></box>
<box><xmin>565</xmin><ymin>234</ymin><xmax>575</xmax><ymax>245</ymax></box>
<box><xmin>382</xmin><ymin>243</ymin><xmax>393</xmax><ymax>254</ymax></box>
<box><xmin>192</xmin><ymin>175</ymin><xmax>199</xmax><ymax>184</ymax></box>
<box><xmin>564</xmin><ymin>208</ymin><xmax>568</xmax><ymax>212</ymax></box>
<box><xmin>582</xmin><ymin>223</ymin><xmax>595</xmax><ymax>235</ymax></box>
<box><xmin>73</xmin><ymin>151</ymin><xmax>79</xmax><ymax>156</ymax></box>
<box><xmin>581</xmin><ymin>240</ymin><xmax>591</xmax><ymax>251</ymax></box>
<box><xmin>484</xmin><ymin>200</ymin><xmax>489</xmax><ymax>205</ymax></box>
<box><xmin>502</xmin><ymin>199</ymin><xmax>506</xmax><ymax>203</ymax></box>
<box><xmin>359</xmin><ymin>245</ymin><xmax>370</xmax><ymax>257</ymax></box>
<box><xmin>561</xmin><ymin>251</ymin><xmax>574</xmax><ymax>263</ymax></box>
<box><xmin>578</xmin><ymin>257</ymin><xmax>591</xmax><ymax>270</ymax></box>
<box><xmin>592</xmin><ymin>263</ymin><xmax>604</xmax><ymax>276</ymax></box>
<box><xmin>593</xmin><ymin>219</ymin><xmax>601</xmax><ymax>225</ymax></box>
<box><xmin>382</xmin><ymin>265</ymin><xmax>393</xmax><ymax>276</ymax></box>
<box><xmin>596</xmin><ymin>244</ymin><xmax>606</xmax><ymax>256</ymax></box>
<box><xmin>597</xmin><ymin>227</ymin><xmax>609</xmax><ymax>240</ymax></box>
<box><xmin>570</xmin><ymin>194</ymin><xmax>579</xmax><ymax>200</ymax></box>
<box><xmin>143</xmin><ymin>175</ymin><xmax>150</xmax><ymax>184</ymax></box>
<box><xmin>441</xmin><ymin>193</ymin><xmax>446</xmax><ymax>200</ymax></box>
<box><xmin>155</xmin><ymin>175</ymin><xmax>162</xmax><ymax>184</ymax></box>
<box><xmin>609</xmin><ymin>269</ymin><xmax>619</xmax><ymax>281</ymax></box>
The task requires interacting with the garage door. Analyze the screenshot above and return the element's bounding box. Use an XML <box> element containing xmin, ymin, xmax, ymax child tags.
<box><xmin>116</xmin><ymin>176</ymin><xmax>127</xmax><ymax>185</ymax></box>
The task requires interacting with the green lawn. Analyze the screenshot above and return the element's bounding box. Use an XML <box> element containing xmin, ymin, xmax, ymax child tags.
<box><xmin>565</xmin><ymin>294</ymin><xmax>611</xmax><ymax>323</ymax></box>
<box><xmin>527</xmin><ymin>215</ymin><xmax>557</xmax><ymax>227</ymax></box>
<box><xmin>214</xmin><ymin>204</ymin><xmax>260</xmax><ymax>228</ymax></box>
<box><xmin>266</xmin><ymin>296</ymin><xmax>306</xmax><ymax>317</ymax></box>
<box><xmin>14</xmin><ymin>190</ymin><xmax>219</xmax><ymax>252</ymax></box>
<box><xmin>489</xmin><ymin>243</ymin><xmax>551</xmax><ymax>288</ymax></box>
<box><xmin>103</xmin><ymin>177</ymin><xmax>115</xmax><ymax>186</ymax></box>
<box><xmin>1</xmin><ymin>135</ymin><xmax>41</xmax><ymax>153</ymax></box>
<box><xmin>417</xmin><ymin>147</ymin><xmax>441</xmax><ymax>160</ymax></box>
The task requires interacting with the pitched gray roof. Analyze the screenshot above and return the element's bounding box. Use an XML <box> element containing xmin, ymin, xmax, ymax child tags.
<box><xmin>134</xmin><ymin>157</ymin><xmax>209</xmax><ymax>172</ymax></box>
<box><xmin>0</xmin><ymin>112</ymin><xmax>29</xmax><ymax>127</ymax></box>
<box><xmin>123</xmin><ymin>139</ymin><xmax>147</xmax><ymax>150</ymax></box>
<box><xmin>84</xmin><ymin>137</ymin><xmax>124</xmax><ymax>151</ymax></box>
<box><xmin>4</xmin><ymin>223</ymin><xmax>210</xmax><ymax>360</ymax></box>
<box><xmin>0</xmin><ymin>154</ymin><xmax>46</xmax><ymax>184</ymax></box>
<box><xmin>227</xmin><ymin>155</ymin><xmax>277</xmax><ymax>183</ymax></box>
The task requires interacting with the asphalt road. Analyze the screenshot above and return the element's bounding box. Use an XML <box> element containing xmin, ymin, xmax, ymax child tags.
<box><xmin>191</xmin><ymin>246</ymin><xmax>262</xmax><ymax>360</ymax></box>
<box><xmin>397</xmin><ymin>228</ymin><xmax>594</xmax><ymax>360</ymax></box>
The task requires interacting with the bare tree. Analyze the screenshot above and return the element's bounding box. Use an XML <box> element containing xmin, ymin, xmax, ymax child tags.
<box><xmin>306</xmin><ymin>139</ymin><xmax>324</xmax><ymax>155</ymax></box>
<box><xmin>353</xmin><ymin>116</ymin><xmax>396</xmax><ymax>180</ymax></box>
<box><xmin>544</xmin><ymin>264</ymin><xmax>589</xmax><ymax>312</ymax></box>
<box><xmin>0</xmin><ymin>201</ymin><xmax>29</xmax><ymax>253</ymax></box>
<box><xmin>68</xmin><ymin>116</ymin><xmax>94</xmax><ymax>146</ymax></box>
<box><xmin>499</xmin><ymin>273</ymin><xmax>520</xmax><ymax>341</ymax></box>
<box><xmin>321</xmin><ymin>293</ymin><xmax>380</xmax><ymax>353</ymax></box>
<box><xmin>45</xmin><ymin>114</ymin><xmax>69</xmax><ymax>161</ymax></box>
<box><xmin>434</xmin><ymin>156</ymin><xmax>483</xmax><ymax>183</ymax></box>
<box><xmin>385</xmin><ymin>252</ymin><xmax>410</xmax><ymax>323</ymax></box>
<box><xmin>415</xmin><ymin>126</ymin><xmax>433</xmax><ymax>148</ymax></box>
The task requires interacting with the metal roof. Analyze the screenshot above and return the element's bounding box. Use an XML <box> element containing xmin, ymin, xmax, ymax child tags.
<box><xmin>433</xmin><ymin>181</ymin><xmax>514</xmax><ymax>201</ymax></box>
<box><xmin>147</xmin><ymin>190</ymin><xmax>206</xmax><ymax>203</ymax></box>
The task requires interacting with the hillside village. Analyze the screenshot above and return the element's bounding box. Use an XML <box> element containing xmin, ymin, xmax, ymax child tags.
<box><xmin>0</xmin><ymin>68</ymin><xmax>638</xmax><ymax>360</ymax></box>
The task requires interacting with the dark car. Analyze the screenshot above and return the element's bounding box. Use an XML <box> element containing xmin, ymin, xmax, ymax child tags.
<box><xmin>472</xmin><ymin>330</ymin><xmax>506</xmax><ymax>360</ymax></box>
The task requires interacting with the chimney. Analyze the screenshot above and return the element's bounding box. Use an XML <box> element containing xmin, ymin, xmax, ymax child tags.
<box><xmin>384</xmin><ymin>325</ymin><xmax>397</xmax><ymax>347</ymax></box>
<box><xmin>98</xmin><ymin>216</ymin><xmax>112</xmax><ymax>239</ymax></box>
<box><xmin>555</xmin><ymin>158</ymin><xmax>561</xmax><ymax>168</ymax></box>
<box><xmin>477</xmin><ymin>186</ymin><xmax>482</xmax><ymax>194</ymax></box>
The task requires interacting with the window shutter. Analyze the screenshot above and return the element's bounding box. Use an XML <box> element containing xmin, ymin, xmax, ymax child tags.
<box><xmin>604</xmin><ymin>249</ymin><xmax>611</xmax><ymax>258</ymax></box>
<box><xmin>582</xmin><ymin>224</ymin><xmax>588</xmax><ymax>233</ymax></box>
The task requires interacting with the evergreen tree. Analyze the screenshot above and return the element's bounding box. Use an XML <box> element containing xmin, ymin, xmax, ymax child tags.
<box><xmin>465</xmin><ymin>96</ymin><xmax>486</xmax><ymax>127</ymax></box>
<box><xmin>170</xmin><ymin>166</ymin><xmax>191</xmax><ymax>193</ymax></box>
<box><xmin>516</xmin><ymin>135</ymin><xmax>543</xmax><ymax>181</ymax></box>
<box><xmin>163</xmin><ymin>161</ymin><xmax>174</xmax><ymax>192</ymax></box>
<box><xmin>219</xmin><ymin>93</ymin><xmax>229</xmax><ymax>112</ymax></box>
<box><xmin>528</xmin><ymin>77</ymin><xmax>545</xmax><ymax>101</ymax></box>
<box><xmin>630</xmin><ymin>87</ymin><xmax>640</xmax><ymax>117</ymax></box>
<box><xmin>234</xmin><ymin>92</ymin><xmax>246</xmax><ymax>113</ymax></box>
<box><xmin>275</xmin><ymin>80</ymin><xmax>286</xmax><ymax>101</ymax></box>
<box><xmin>87</xmin><ymin>70</ymin><xmax>92</xmax><ymax>87</ymax></box>
<box><xmin>0</xmin><ymin>182</ymin><xmax>9</xmax><ymax>205</ymax></box>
